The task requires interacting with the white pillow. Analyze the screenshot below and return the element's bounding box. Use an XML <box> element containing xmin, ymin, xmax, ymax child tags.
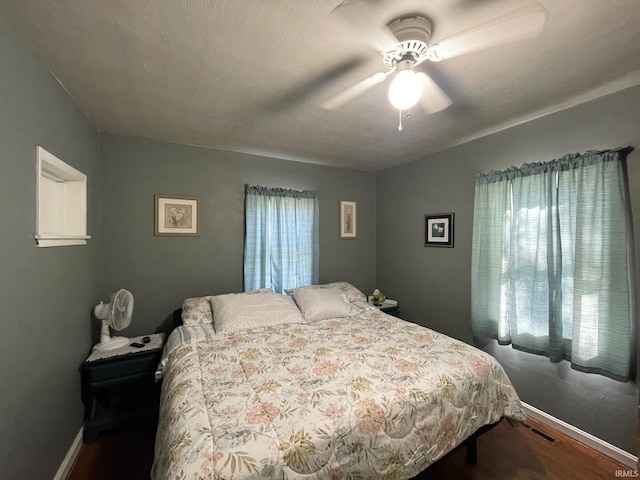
<box><xmin>209</xmin><ymin>291</ymin><xmax>304</xmax><ymax>334</ymax></box>
<box><xmin>289</xmin><ymin>286</ymin><xmax>357</xmax><ymax>322</ymax></box>
<box><xmin>286</xmin><ymin>282</ymin><xmax>367</xmax><ymax>303</ymax></box>
<box><xmin>181</xmin><ymin>288</ymin><xmax>273</xmax><ymax>327</ymax></box>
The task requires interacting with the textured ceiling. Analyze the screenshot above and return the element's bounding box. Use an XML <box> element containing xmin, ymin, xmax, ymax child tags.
<box><xmin>5</xmin><ymin>0</ymin><xmax>640</xmax><ymax>171</ymax></box>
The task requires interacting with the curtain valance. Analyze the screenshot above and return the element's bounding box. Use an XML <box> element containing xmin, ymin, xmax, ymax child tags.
<box><xmin>475</xmin><ymin>147</ymin><xmax>633</xmax><ymax>184</ymax></box>
<box><xmin>245</xmin><ymin>185</ymin><xmax>317</xmax><ymax>199</ymax></box>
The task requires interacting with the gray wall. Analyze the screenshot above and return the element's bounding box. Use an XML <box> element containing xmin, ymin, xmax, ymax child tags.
<box><xmin>99</xmin><ymin>134</ymin><xmax>377</xmax><ymax>336</ymax></box>
<box><xmin>376</xmin><ymin>85</ymin><xmax>640</xmax><ymax>453</ymax></box>
<box><xmin>0</xmin><ymin>5</ymin><xmax>101</xmax><ymax>480</ymax></box>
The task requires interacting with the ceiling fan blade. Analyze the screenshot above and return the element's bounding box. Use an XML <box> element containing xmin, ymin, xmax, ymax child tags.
<box><xmin>417</xmin><ymin>73</ymin><xmax>452</xmax><ymax>114</ymax></box>
<box><xmin>261</xmin><ymin>56</ymin><xmax>364</xmax><ymax>113</ymax></box>
<box><xmin>331</xmin><ymin>1</ymin><xmax>399</xmax><ymax>52</ymax></box>
<box><xmin>321</xmin><ymin>70</ymin><xmax>391</xmax><ymax>110</ymax></box>
<box><xmin>427</xmin><ymin>4</ymin><xmax>547</xmax><ymax>61</ymax></box>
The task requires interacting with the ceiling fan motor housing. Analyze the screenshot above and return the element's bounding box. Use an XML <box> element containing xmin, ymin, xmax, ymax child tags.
<box><xmin>383</xmin><ymin>15</ymin><xmax>433</xmax><ymax>68</ymax></box>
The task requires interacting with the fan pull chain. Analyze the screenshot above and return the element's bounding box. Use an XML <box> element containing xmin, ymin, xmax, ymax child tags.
<box><xmin>398</xmin><ymin>109</ymin><xmax>403</xmax><ymax>131</ymax></box>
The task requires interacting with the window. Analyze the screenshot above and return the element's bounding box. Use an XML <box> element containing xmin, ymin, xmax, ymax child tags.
<box><xmin>35</xmin><ymin>146</ymin><xmax>90</xmax><ymax>247</ymax></box>
<box><xmin>471</xmin><ymin>148</ymin><xmax>636</xmax><ymax>381</ymax></box>
<box><xmin>243</xmin><ymin>185</ymin><xmax>319</xmax><ymax>293</ymax></box>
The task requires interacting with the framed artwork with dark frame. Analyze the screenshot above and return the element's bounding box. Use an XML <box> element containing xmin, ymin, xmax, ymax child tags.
<box><xmin>424</xmin><ymin>212</ymin><xmax>454</xmax><ymax>247</ymax></box>
<box><xmin>339</xmin><ymin>200</ymin><xmax>357</xmax><ymax>239</ymax></box>
<box><xmin>155</xmin><ymin>195</ymin><xmax>199</xmax><ymax>236</ymax></box>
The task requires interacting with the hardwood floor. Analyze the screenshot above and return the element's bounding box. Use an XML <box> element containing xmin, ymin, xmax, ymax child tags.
<box><xmin>67</xmin><ymin>425</ymin><xmax>155</xmax><ymax>480</ymax></box>
<box><xmin>417</xmin><ymin>417</ymin><xmax>631</xmax><ymax>480</ymax></box>
<box><xmin>68</xmin><ymin>417</ymin><xmax>632</xmax><ymax>479</ymax></box>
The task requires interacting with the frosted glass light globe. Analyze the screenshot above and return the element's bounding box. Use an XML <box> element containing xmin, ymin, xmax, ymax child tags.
<box><xmin>388</xmin><ymin>69</ymin><xmax>422</xmax><ymax>110</ymax></box>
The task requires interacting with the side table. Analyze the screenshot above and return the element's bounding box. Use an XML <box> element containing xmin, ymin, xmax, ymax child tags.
<box><xmin>80</xmin><ymin>333</ymin><xmax>165</xmax><ymax>442</ymax></box>
<box><xmin>371</xmin><ymin>300</ymin><xmax>400</xmax><ymax>317</ymax></box>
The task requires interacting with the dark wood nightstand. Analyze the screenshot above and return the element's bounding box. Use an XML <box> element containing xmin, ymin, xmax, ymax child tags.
<box><xmin>371</xmin><ymin>301</ymin><xmax>400</xmax><ymax>317</ymax></box>
<box><xmin>80</xmin><ymin>333</ymin><xmax>165</xmax><ymax>442</ymax></box>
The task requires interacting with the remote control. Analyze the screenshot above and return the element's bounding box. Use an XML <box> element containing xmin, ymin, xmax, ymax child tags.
<box><xmin>130</xmin><ymin>342</ymin><xmax>145</xmax><ymax>348</ymax></box>
<box><xmin>142</xmin><ymin>336</ymin><xmax>150</xmax><ymax>343</ymax></box>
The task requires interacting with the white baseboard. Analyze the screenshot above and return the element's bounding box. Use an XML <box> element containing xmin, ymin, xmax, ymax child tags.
<box><xmin>521</xmin><ymin>402</ymin><xmax>637</xmax><ymax>470</ymax></box>
<box><xmin>53</xmin><ymin>427</ymin><xmax>83</xmax><ymax>480</ymax></box>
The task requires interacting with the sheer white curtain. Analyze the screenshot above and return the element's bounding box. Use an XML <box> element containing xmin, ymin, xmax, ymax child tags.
<box><xmin>471</xmin><ymin>148</ymin><xmax>636</xmax><ymax>380</ymax></box>
<box><xmin>244</xmin><ymin>185</ymin><xmax>319</xmax><ymax>294</ymax></box>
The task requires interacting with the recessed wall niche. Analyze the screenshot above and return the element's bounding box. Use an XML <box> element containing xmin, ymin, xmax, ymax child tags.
<box><xmin>34</xmin><ymin>146</ymin><xmax>90</xmax><ymax>247</ymax></box>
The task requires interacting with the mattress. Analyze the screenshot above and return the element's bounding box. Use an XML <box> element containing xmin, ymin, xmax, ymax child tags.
<box><xmin>152</xmin><ymin>305</ymin><xmax>524</xmax><ymax>479</ymax></box>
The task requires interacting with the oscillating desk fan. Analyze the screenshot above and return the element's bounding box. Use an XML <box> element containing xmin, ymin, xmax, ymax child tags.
<box><xmin>93</xmin><ymin>289</ymin><xmax>134</xmax><ymax>351</ymax></box>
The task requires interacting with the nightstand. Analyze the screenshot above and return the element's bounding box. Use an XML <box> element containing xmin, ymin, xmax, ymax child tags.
<box><xmin>372</xmin><ymin>301</ymin><xmax>400</xmax><ymax>317</ymax></box>
<box><xmin>80</xmin><ymin>333</ymin><xmax>165</xmax><ymax>442</ymax></box>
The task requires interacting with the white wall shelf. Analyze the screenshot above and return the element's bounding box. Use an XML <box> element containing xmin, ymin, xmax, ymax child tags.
<box><xmin>35</xmin><ymin>146</ymin><xmax>90</xmax><ymax>247</ymax></box>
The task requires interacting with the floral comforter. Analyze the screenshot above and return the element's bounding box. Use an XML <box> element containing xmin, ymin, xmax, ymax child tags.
<box><xmin>152</xmin><ymin>308</ymin><xmax>525</xmax><ymax>479</ymax></box>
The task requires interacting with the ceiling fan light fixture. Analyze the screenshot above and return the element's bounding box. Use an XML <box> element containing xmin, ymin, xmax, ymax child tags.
<box><xmin>388</xmin><ymin>67</ymin><xmax>422</xmax><ymax>110</ymax></box>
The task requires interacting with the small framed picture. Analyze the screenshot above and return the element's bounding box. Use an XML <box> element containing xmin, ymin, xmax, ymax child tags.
<box><xmin>424</xmin><ymin>213</ymin><xmax>454</xmax><ymax>247</ymax></box>
<box><xmin>339</xmin><ymin>200</ymin><xmax>357</xmax><ymax>239</ymax></box>
<box><xmin>155</xmin><ymin>195</ymin><xmax>199</xmax><ymax>236</ymax></box>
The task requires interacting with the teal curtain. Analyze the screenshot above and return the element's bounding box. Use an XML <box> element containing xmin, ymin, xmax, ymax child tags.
<box><xmin>471</xmin><ymin>148</ymin><xmax>636</xmax><ymax>381</ymax></box>
<box><xmin>244</xmin><ymin>185</ymin><xmax>319</xmax><ymax>294</ymax></box>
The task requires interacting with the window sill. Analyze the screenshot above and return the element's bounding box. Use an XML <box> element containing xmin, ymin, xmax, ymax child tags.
<box><xmin>34</xmin><ymin>234</ymin><xmax>91</xmax><ymax>247</ymax></box>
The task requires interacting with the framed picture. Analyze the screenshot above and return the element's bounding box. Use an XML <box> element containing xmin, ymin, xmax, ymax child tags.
<box><xmin>155</xmin><ymin>195</ymin><xmax>199</xmax><ymax>236</ymax></box>
<box><xmin>424</xmin><ymin>212</ymin><xmax>454</xmax><ymax>247</ymax></box>
<box><xmin>339</xmin><ymin>200</ymin><xmax>357</xmax><ymax>239</ymax></box>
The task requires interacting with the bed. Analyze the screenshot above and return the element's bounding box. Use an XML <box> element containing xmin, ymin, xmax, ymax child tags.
<box><xmin>152</xmin><ymin>283</ymin><xmax>525</xmax><ymax>479</ymax></box>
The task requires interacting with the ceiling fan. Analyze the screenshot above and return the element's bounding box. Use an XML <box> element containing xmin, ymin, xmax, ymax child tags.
<box><xmin>321</xmin><ymin>1</ymin><xmax>548</xmax><ymax>130</ymax></box>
